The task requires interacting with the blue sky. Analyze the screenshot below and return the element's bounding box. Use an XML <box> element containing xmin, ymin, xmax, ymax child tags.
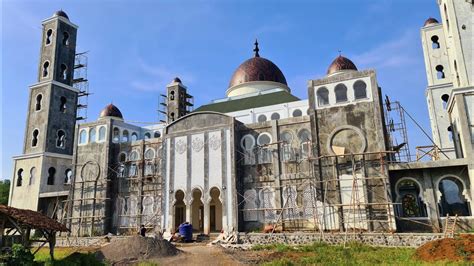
<box><xmin>1</xmin><ymin>0</ymin><xmax>440</xmax><ymax>179</ymax></box>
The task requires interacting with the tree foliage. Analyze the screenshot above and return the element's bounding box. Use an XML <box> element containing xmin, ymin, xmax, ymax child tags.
<box><xmin>0</xmin><ymin>179</ymin><xmax>11</xmax><ymax>205</ymax></box>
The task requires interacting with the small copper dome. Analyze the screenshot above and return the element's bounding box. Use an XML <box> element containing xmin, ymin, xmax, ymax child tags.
<box><xmin>54</xmin><ymin>10</ymin><xmax>69</xmax><ymax>20</ymax></box>
<box><xmin>99</xmin><ymin>104</ymin><xmax>123</xmax><ymax>119</ymax></box>
<box><xmin>327</xmin><ymin>55</ymin><xmax>358</xmax><ymax>75</ymax></box>
<box><xmin>173</xmin><ymin>77</ymin><xmax>182</xmax><ymax>83</ymax></box>
<box><xmin>424</xmin><ymin>17</ymin><xmax>439</xmax><ymax>27</ymax></box>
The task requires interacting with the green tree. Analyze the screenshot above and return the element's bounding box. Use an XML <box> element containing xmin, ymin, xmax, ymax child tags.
<box><xmin>0</xmin><ymin>179</ymin><xmax>11</xmax><ymax>205</ymax></box>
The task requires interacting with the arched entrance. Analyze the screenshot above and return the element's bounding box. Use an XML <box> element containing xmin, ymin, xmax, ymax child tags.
<box><xmin>209</xmin><ymin>187</ymin><xmax>223</xmax><ymax>232</ymax></box>
<box><xmin>191</xmin><ymin>189</ymin><xmax>204</xmax><ymax>232</ymax></box>
<box><xmin>174</xmin><ymin>190</ymin><xmax>186</xmax><ymax>230</ymax></box>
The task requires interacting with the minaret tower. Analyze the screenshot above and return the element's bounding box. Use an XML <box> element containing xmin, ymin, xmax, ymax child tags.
<box><xmin>9</xmin><ymin>11</ymin><xmax>79</xmax><ymax>217</ymax></box>
<box><xmin>421</xmin><ymin>17</ymin><xmax>455</xmax><ymax>159</ymax></box>
<box><xmin>165</xmin><ymin>77</ymin><xmax>193</xmax><ymax>123</ymax></box>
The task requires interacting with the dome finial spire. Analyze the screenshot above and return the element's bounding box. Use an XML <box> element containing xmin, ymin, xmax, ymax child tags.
<box><xmin>253</xmin><ymin>39</ymin><xmax>260</xmax><ymax>57</ymax></box>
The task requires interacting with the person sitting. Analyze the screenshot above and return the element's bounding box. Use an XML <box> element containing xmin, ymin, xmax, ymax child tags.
<box><xmin>139</xmin><ymin>225</ymin><xmax>146</xmax><ymax>237</ymax></box>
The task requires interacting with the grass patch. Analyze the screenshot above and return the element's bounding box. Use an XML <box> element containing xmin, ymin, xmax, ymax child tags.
<box><xmin>34</xmin><ymin>247</ymin><xmax>104</xmax><ymax>266</ymax></box>
<box><xmin>256</xmin><ymin>242</ymin><xmax>472</xmax><ymax>266</ymax></box>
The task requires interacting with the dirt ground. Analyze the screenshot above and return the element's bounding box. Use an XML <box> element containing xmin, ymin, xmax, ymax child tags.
<box><xmin>415</xmin><ymin>234</ymin><xmax>474</xmax><ymax>262</ymax></box>
<box><xmin>153</xmin><ymin>243</ymin><xmax>244</xmax><ymax>266</ymax></box>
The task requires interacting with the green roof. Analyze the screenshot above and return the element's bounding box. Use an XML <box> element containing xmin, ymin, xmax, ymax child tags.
<box><xmin>194</xmin><ymin>91</ymin><xmax>300</xmax><ymax>113</ymax></box>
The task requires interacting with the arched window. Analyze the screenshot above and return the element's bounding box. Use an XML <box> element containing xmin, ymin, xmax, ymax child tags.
<box><xmin>64</xmin><ymin>169</ymin><xmax>72</xmax><ymax>184</ymax></box>
<box><xmin>145</xmin><ymin>149</ymin><xmax>155</xmax><ymax>160</ymax></box>
<box><xmin>144</xmin><ymin>132</ymin><xmax>151</xmax><ymax>139</ymax></box>
<box><xmin>32</xmin><ymin>129</ymin><xmax>39</xmax><ymax>147</ymax></box>
<box><xmin>257</xmin><ymin>114</ymin><xmax>267</xmax><ymax>122</ymax></box>
<box><xmin>89</xmin><ymin>128</ymin><xmax>96</xmax><ymax>143</ymax></box>
<box><xmin>353</xmin><ymin>80</ymin><xmax>367</xmax><ymax>99</ymax></box>
<box><xmin>258</xmin><ymin>73</ymin><xmax>265</xmax><ymax>81</ymax></box>
<box><xmin>117</xmin><ymin>164</ymin><xmax>126</xmax><ymax>178</ymax></box>
<box><xmin>435</xmin><ymin>65</ymin><xmax>445</xmax><ymax>79</ymax></box>
<box><xmin>317</xmin><ymin>87</ymin><xmax>329</xmax><ymax>106</ymax></box>
<box><xmin>56</xmin><ymin>130</ymin><xmax>65</xmax><ymax>148</ymax></box>
<box><xmin>62</xmin><ymin>31</ymin><xmax>69</xmax><ymax>45</ymax></box>
<box><xmin>16</xmin><ymin>169</ymin><xmax>23</xmax><ymax>187</ymax></box>
<box><xmin>438</xmin><ymin>177</ymin><xmax>470</xmax><ymax>216</ymax></box>
<box><xmin>35</xmin><ymin>94</ymin><xmax>42</xmax><ymax>111</ymax></box>
<box><xmin>170</xmin><ymin>112</ymin><xmax>175</xmax><ymax>121</ymax></box>
<box><xmin>122</xmin><ymin>130</ymin><xmax>129</xmax><ymax>142</ymax></box>
<box><xmin>431</xmin><ymin>35</ymin><xmax>440</xmax><ymax>49</ymax></box>
<box><xmin>29</xmin><ymin>167</ymin><xmax>36</xmax><ymax>185</ymax></box>
<box><xmin>271</xmin><ymin>113</ymin><xmax>280</xmax><ymax>120</ymax></box>
<box><xmin>131</xmin><ymin>132</ymin><xmax>138</xmax><ymax>142</ymax></box>
<box><xmin>170</xmin><ymin>91</ymin><xmax>175</xmax><ymax>100</ymax></box>
<box><xmin>47</xmin><ymin>167</ymin><xmax>56</xmax><ymax>185</ymax></box>
<box><xmin>129</xmin><ymin>163</ymin><xmax>138</xmax><ymax>177</ymax></box>
<box><xmin>42</xmin><ymin>61</ymin><xmax>49</xmax><ymax>77</ymax></box>
<box><xmin>60</xmin><ymin>96</ymin><xmax>67</xmax><ymax>112</ymax></box>
<box><xmin>129</xmin><ymin>151</ymin><xmax>139</xmax><ymax>161</ymax></box>
<box><xmin>119</xmin><ymin>152</ymin><xmax>127</xmax><ymax>162</ymax></box>
<box><xmin>113</xmin><ymin>127</ymin><xmax>120</xmax><ymax>143</ymax></box>
<box><xmin>98</xmin><ymin>126</ymin><xmax>106</xmax><ymax>141</ymax></box>
<box><xmin>241</xmin><ymin>134</ymin><xmax>256</xmax><ymax>165</ymax></box>
<box><xmin>441</xmin><ymin>94</ymin><xmax>449</xmax><ymax>109</ymax></box>
<box><xmin>79</xmin><ymin>129</ymin><xmax>87</xmax><ymax>144</ymax></box>
<box><xmin>292</xmin><ymin>109</ymin><xmax>302</xmax><ymax>117</ymax></box>
<box><xmin>280</xmin><ymin>131</ymin><xmax>294</xmax><ymax>161</ymax></box>
<box><xmin>447</xmin><ymin>126</ymin><xmax>453</xmax><ymax>142</ymax></box>
<box><xmin>257</xmin><ymin>133</ymin><xmax>272</xmax><ymax>164</ymax></box>
<box><xmin>335</xmin><ymin>84</ymin><xmax>348</xmax><ymax>103</ymax></box>
<box><xmin>60</xmin><ymin>64</ymin><xmax>67</xmax><ymax>80</ymax></box>
<box><xmin>45</xmin><ymin>29</ymin><xmax>53</xmax><ymax>45</ymax></box>
<box><xmin>397</xmin><ymin>179</ymin><xmax>426</xmax><ymax>217</ymax></box>
<box><xmin>241</xmin><ymin>135</ymin><xmax>255</xmax><ymax>150</ymax></box>
<box><xmin>154</xmin><ymin>131</ymin><xmax>161</xmax><ymax>138</ymax></box>
<box><xmin>298</xmin><ymin>129</ymin><xmax>311</xmax><ymax>159</ymax></box>
<box><xmin>145</xmin><ymin>162</ymin><xmax>155</xmax><ymax>176</ymax></box>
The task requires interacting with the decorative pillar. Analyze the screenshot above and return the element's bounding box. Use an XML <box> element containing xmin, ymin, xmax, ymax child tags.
<box><xmin>204</xmin><ymin>202</ymin><xmax>210</xmax><ymax>234</ymax></box>
<box><xmin>186</xmin><ymin>202</ymin><xmax>192</xmax><ymax>224</ymax></box>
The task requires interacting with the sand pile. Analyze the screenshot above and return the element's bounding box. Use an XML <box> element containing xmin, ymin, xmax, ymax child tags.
<box><xmin>99</xmin><ymin>236</ymin><xmax>180</xmax><ymax>264</ymax></box>
<box><xmin>415</xmin><ymin>234</ymin><xmax>474</xmax><ymax>262</ymax></box>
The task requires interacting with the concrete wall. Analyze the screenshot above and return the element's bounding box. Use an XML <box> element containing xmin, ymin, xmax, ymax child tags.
<box><xmin>308</xmin><ymin>70</ymin><xmax>394</xmax><ymax>232</ymax></box>
<box><xmin>237</xmin><ymin>232</ymin><xmax>445</xmax><ymax>248</ymax></box>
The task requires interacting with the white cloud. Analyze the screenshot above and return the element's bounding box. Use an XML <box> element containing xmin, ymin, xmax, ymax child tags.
<box><xmin>352</xmin><ymin>29</ymin><xmax>419</xmax><ymax>70</ymax></box>
<box><xmin>129</xmin><ymin>58</ymin><xmax>195</xmax><ymax>92</ymax></box>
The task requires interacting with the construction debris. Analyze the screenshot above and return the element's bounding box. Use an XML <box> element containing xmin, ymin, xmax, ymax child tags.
<box><xmin>98</xmin><ymin>236</ymin><xmax>180</xmax><ymax>264</ymax></box>
<box><xmin>209</xmin><ymin>231</ymin><xmax>238</xmax><ymax>246</ymax></box>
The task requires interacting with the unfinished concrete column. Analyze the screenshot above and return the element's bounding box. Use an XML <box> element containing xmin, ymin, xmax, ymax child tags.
<box><xmin>422</xmin><ymin>169</ymin><xmax>441</xmax><ymax>232</ymax></box>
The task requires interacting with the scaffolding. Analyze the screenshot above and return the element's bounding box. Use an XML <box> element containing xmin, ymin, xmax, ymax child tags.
<box><xmin>73</xmin><ymin>52</ymin><xmax>90</xmax><ymax>122</ymax></box>
<box><xmin>115</xmin><ymin>141</ymin><xmax>163</xmax><ymax>234</ymax></box>
<box><xmin>384</xmin><ymin>96</ymin><xmax>411</xmax><ymax>162</ymax></box>
<box><xmin>238</xmin><ymin>138</ymin><xmax>398</xmax><ymax>245</ymax></box>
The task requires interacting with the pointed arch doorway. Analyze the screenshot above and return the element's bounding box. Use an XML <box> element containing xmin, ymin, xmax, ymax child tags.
<box><xmin>209</xmin><ymin>187</ymin><xmax>223</xmax><ymax>232</ymax></box>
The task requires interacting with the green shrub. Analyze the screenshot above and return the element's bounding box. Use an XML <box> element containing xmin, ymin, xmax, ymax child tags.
<box><xmin>11</xmin><ymin>244</ymin><xmax>35</xmax><ymax>266</ymax></box>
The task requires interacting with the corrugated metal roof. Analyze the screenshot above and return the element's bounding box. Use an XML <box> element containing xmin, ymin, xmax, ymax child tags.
<box><xmin>194</xmin><ymin>91</ymin><xmax>300</xmax><ymax>113</ymax></box>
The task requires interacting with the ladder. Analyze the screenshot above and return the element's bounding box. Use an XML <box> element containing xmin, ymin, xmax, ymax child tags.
<box><xmin>443</xmin><ymin>214</ymin><xmax>458</xmax><ymax>238</ymax></box>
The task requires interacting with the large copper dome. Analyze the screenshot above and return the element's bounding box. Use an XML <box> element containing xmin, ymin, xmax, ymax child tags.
<box><xmin>228</xmin><ymin>57</ymin><xmax>287</xmax><ymax>88</ymax></box>
<box><xmin>99</xmin><ymin>104</ymin><xmax>123</xmax><ymax>119</ymax></box>
<box><xmin>327</xmin><ymin>55</ymin><xmax>358</xmax><ymax>75</ymax></box>
<box><xmin>228</xmin><ymin>40</ymin><xmax>287</xmax><ymax>89</ymax></box>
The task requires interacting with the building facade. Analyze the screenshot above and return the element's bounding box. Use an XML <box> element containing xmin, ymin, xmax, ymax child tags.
<box><xmin>9</xmin><ymin>1</ymin><xmax>474</xmax><ymax>237</ymax></box>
